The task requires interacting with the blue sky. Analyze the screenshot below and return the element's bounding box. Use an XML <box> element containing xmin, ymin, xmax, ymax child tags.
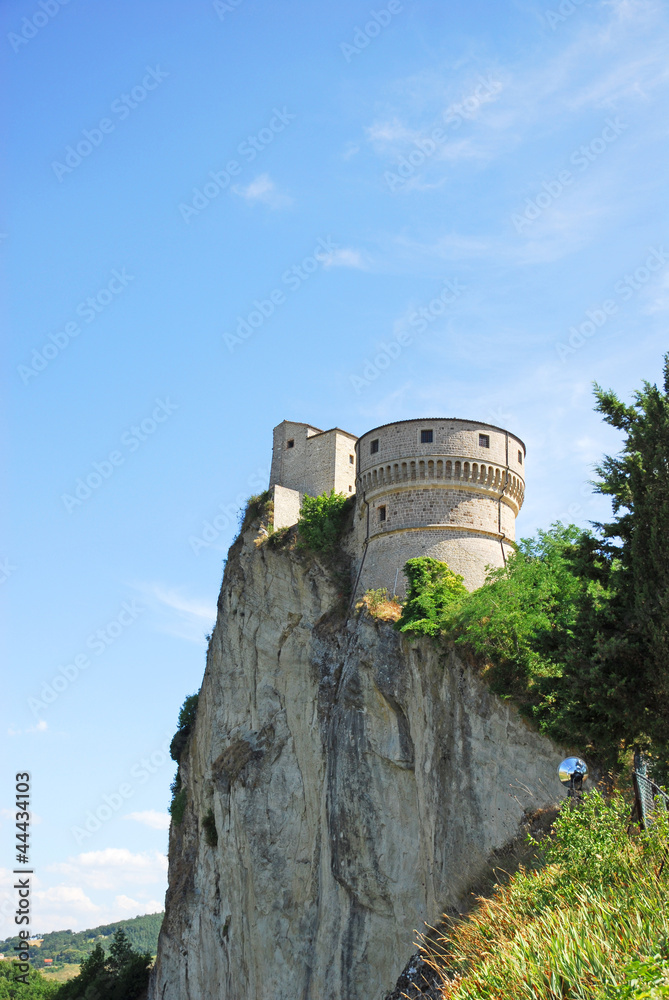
<box><xmin>2</xmin><ymin>0</ymin><xmax>668</xmax><ymax>936</ymax></box>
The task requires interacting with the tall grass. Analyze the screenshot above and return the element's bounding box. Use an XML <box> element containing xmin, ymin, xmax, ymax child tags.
<box><xmin>424</xmin><ymin>791</ymin><xmax>669</xmax><ymax>999</ymax></box>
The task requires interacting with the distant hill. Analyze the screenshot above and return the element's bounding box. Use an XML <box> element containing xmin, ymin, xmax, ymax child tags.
<box><xmin>0</xmin><ymin>912</ymin><xmax>163</xmax><ymax>967</ymax></box>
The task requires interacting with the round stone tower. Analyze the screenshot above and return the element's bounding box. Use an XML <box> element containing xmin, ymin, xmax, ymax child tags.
<box><xmin>354</xmin><ymin>418</ymin><xmax>525</xmax><ymax>594</ymax></box>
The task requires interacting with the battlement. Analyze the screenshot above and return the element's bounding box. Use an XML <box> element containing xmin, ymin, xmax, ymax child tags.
<box><xmin>268</xmin><ymin>416</ymin><xmax>525</xmax><ymax>592</ymax></box>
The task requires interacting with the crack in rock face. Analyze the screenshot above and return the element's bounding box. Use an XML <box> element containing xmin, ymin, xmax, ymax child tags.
<box><xmin>149</xmin><ymin>525</ymin><xmax>565</xmax><ymax>1000</ymax></box>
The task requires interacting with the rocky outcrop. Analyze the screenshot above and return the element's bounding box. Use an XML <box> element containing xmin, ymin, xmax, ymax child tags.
<box><xmin>150</xmin><ymin>523</ymin><xmax>567</xmax><ymax>1000</ymax></box>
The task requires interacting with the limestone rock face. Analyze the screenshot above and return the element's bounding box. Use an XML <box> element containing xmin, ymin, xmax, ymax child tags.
<box><xmin>150</xmin><ymin>526</ymin><xmax>565</xmax><ymax>1000</ymax></box>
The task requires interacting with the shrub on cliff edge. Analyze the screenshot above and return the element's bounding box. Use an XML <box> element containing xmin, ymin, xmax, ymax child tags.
<box><xmin>395</xmin><ymin>557</ymin><xmax>468</xmax><ymax>636</ymax></box>
<box><xmin>296</xmin><ymin>490</ymin><xmax>352</xmax><ymax>554</ymax></box>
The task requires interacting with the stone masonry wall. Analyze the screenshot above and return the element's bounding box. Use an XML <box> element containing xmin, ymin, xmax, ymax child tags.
<box><xmin>270</xmin><ymin>422</ymin><xmax>357</xmax><ymax>504</ymax></box>
<box><xmin>366</xmin><ymin>487</ymin><xmax>516</xmax><ymax>539</ymax></box>
<box><xmin>358</xmin><ymin>529</ymin><xmax>513</xmax><ymax>596</ymax></box>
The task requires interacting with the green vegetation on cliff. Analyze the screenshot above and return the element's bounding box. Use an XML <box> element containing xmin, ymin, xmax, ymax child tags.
<box><xmin>397</xmin><ymin>358</ymin><xmax>669</xmax><ymax>774</ymax></box>
<box><xmin>169</xmin><ymin>692</ymin><xmax>199</xmax><ymax>825</ymax></box>
<box><xmin>296</xmin><ymin>490</ymin><xmax>352</xmax><ymax>554</ymax></box>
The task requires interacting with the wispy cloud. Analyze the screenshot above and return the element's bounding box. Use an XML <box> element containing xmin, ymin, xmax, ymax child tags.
<box><xmin>115</xmin><ymin>894</ymin><xmax>163</xmax><ymax>913</ymax></box>
<box><xmin>49</xmin><ymin>848</ymin><xmax>167</xmax><ymax>890</ymax></box>
<box><xmin>321</xmin><ymin>248</ymin><xmax>369</xmax><ymax>269</ymax></box>
<box><xmin>130</xmin><ymin>581</ymin><xmax>216</xmax><ymax>643</ymax></box>
<box><xmin>233</xmin><ymin>173</ymin><xmax>293</xmax><ymax>209</ymax></box>
<box><xmin>8</xmin><ymin>719</ymin><xmax>48</xmax><ymax>736</ymax></box>
<box><xmin>363</xmin><ymin>0</ymin><xmax>669</xmax><ymax>214</ymax></box>
<box><xmin>124</xmin><ymin>810</ymin><xmax>171</xmax><ymax>830</ymax></box>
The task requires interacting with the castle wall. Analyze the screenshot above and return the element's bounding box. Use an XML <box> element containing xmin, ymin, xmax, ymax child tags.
<box><xmin>358</xmin><ymin>529</ymin><xmax>514</xmax><ymax>597</ymax></box>
<box><xmin>357</xmin><ymin>419</ymin><xmax>525</xmax><ymax>480</ymax></box>
<box><xmin>354</xmin><ymin>419</ymin><xmax>525</xmax><ymax>594</ymax></box>
<box><xmin>272</xmin><ymin>485</ymin><xmax>302</xmax><ymax>531</ymax></box>
<box><xmin>270</xmin><ymin>423</ymin><xmax>357</xmax><ymax>526</ymax></box>
<box><xmin>332</xmin><ymin>432</ymin><xmax>357</xmax><ymax>496</ymax></box>
<box><xmin>270</xmin><ymin>421</ymin><xmax>323</xmax><ymax>497</ymax></box>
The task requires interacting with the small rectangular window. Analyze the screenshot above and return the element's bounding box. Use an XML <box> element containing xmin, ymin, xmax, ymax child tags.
<box><xmin>379</xmin><ymin>505</ymin><xmax>386</xmax><ymax>522</ymax></box>
<box><xmin>518</xmin><ymin>450</ymin><xmax>523</xmax><ymax>464</ymax></box>
<box><xmin>370</xmin><ymin>439</ymin><xmax>379</xmax><ymax>454</ymax></box>
<box><xmin>349</xmin><ymin>485</ymin><xmax>352</xmax><ymax>491</ymax></box>
<box><xmin>349</xmin><ymin>454</ymin><xmax>354</xmax><ymax>464</ymax></box>
<box><xmin>287</xmin><ymin>439</ymin><xmax>295</xmax><ymax>449</ymax></box>
<box><xmin>420</xmin><ymin>429</ymin><xmax>433</xmax><ymax>443</ymax></box>
<box><xmin>479</xmin><ymin>434</ymin><xmax>490</xmax><ymax>448</ymax></box>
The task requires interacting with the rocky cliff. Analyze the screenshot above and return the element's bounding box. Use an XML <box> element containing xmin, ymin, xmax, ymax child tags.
<box><xmin>150</xmin><ymin>517</ymin><xmax>567</xmax><ymax>1000</ymax></box>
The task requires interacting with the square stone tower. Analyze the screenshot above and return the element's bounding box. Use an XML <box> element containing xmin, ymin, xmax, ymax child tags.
<box><xmin>270</xmin><ymin>421</ymin><xmax>358</xmax><ymax>529</ymax></box>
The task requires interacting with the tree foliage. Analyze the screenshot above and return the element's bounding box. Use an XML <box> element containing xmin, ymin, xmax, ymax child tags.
<box><xmin>55</xmin><ymin>930</ymin><xmax>151</xmax><ymax>1000</ymax></box>
<box><xmin>296</xmin><ymin>491</ymin><xmax>351</xmax><ymax>554</ymax></box>
<box><xmin>394</xmin><ymin>359</ymin><xmax>669</xmax><ymax>772</ymax></box>
<box><xmin>0</xmin><ymin>915</ymin><xmax>162</xmax><ymax>971</ymax></box>
<box><xmin>0</xmin><ymin>962</ymin><xmax>59</xmax><ymax>999</ymax></box>
<box><xmin>395</xmin><ymin>557</ymin><xmax>468</xmax><ymax>636</ymax></box>
<box><xmin>583</xmin><ymin>355</ymin><xmax>669</xmax><ymax>761</ymax></box>
<box><xmin>170</xmin><ymin>693</ymin><xmax>199</xmax><ymax>764</ymax></box>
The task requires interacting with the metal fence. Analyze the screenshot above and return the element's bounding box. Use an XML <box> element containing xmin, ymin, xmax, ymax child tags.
<box><xmin>632</xmin><ymin>751</ymin><xmax>669</xmax><ymax>830</ymax></box>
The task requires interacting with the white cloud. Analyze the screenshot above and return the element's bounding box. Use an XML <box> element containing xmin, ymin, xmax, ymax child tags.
<box><xmin>363</xmin><ymin>0</ymin><xmax>669</xmax><ymax>202</ymax></box>
<box><xmin>48</xmin><ymin>848</ymin><xmax>167</xmax><ymax>891</ymax></box>
<box><xmin>124</xmin><ymin>810</ymin><xmax>171</xmax><ymax>830</ymax></box>
<box><xmin>34</xmin><ymin>885</ymin><xmax>100</xmax><ymax>913</ymax></box>
<box><xmin>233</xmin><ymin>173</ymin><xmax>292</xmax><ymax>209</ymax></box>
<box><xmin>321</xmin><ymin>248</ymin><xmax>368</xmax><ymax>270</ymax></box>
<box><xmin>7</xmin><ymin>719</ymin><xmax>49</xmax><ymax>736</ymax></box>
<box><xmin>114</xmin><ymin>894</ymin><xmax>163</xmax><ymax>914</ymax></box>
<box><xmin>130</xmin><ymin>581</ymin><xmax>215</xmax><ymax>643</ymax></box>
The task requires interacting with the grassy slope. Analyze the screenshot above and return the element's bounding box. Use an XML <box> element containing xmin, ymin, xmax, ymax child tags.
<box><xmin>424</xmin><ymin>791</ymin><xmax>669</xmax><ymax>999</ymax></box>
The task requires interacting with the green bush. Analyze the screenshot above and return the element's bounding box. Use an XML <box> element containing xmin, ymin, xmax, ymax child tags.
<box><xmin>202</xmin><ymin>808</ymin><xmax>218</xmax><ymax>847</ymax></box>
<box><xmin>169</xmin><ymin>769</ymin><xmax>186</xmax><ymax>825</ymax></box>
<box><xmin>395</xmin><ymin>557</ymin><xmax>468</xmax><ymax>636</ymax></box>
<box><xmin>296</xmin><ymin>491</ymin><xmax>351</xmax><ymax>554</ymax></box>
<box><xmin>239</xmin><ymin>490</ymin><xmax>273</xmax><ymax>533</ymax></box>
<box><xmin>170</xmin><ymin>785</ymin><xmax>186</xmax><ymax>826</ymax></box>
<box><xmin>170</xmin><ymin>693</ymin><xmax>199</xmax><ymax>764</ymax></box>
<box><xmin>0</xmin><ymin>961</ymin><xmax>60</xmax><ymax>998</ymax></box>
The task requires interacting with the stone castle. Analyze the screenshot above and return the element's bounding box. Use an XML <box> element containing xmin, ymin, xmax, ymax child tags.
<box><xmin>269</xmin><ymin>417</ymin><xmax>525</xmax><ymax>593</ymax></box>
